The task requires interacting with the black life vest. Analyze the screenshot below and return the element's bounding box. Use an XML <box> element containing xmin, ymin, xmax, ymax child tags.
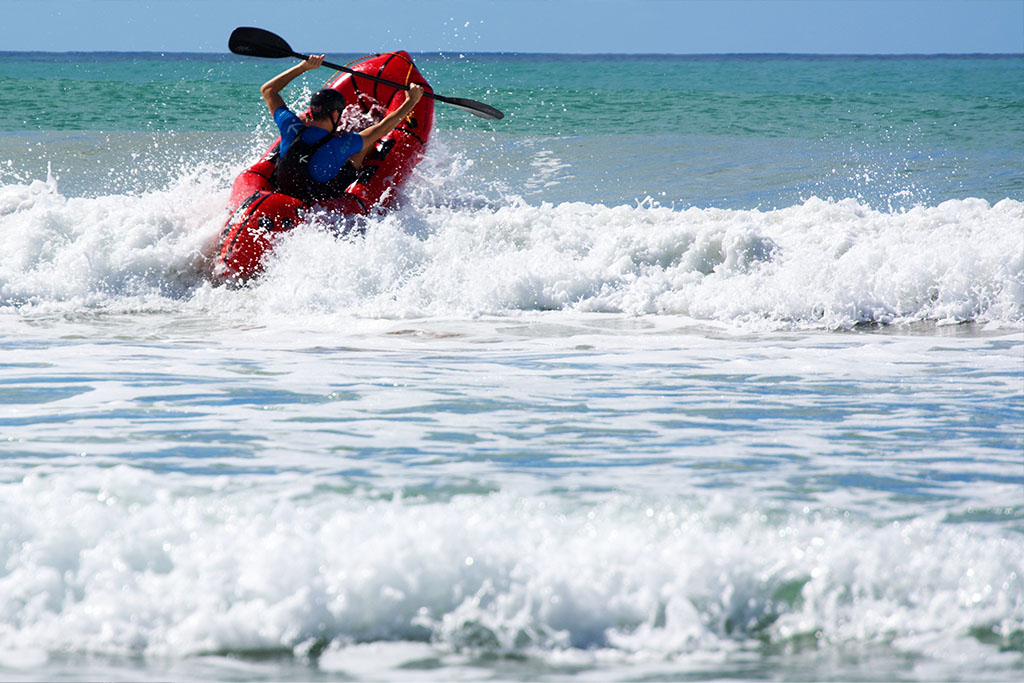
<box><xmin>274</xmin><ymin>129</ymin><xmax>358</xmax><ymax>203</ymax></box>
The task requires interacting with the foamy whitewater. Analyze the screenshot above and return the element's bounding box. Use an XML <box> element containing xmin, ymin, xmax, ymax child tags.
<box><xmin>0</xmin><ymin>52</ymin><xmax>1022</xmax><ymax>680</ymax></box>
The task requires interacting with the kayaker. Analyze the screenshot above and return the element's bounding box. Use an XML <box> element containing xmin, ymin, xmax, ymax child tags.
<box><xmin>260</xmin><ymin>54</ymin><xmax>424</xmax><ymax>202</ymax></box>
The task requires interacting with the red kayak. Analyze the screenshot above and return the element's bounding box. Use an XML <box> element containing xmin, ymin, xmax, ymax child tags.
<box><xmin>213</xmin><ymin>51</ymin><xmax>434</xmax><ymax>283</ymax></box>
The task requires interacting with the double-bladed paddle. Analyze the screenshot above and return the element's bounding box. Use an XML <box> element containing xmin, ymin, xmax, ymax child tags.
<box><xmin>228</xmin><ymin>27</ymin><xmax>504</xmax><ymax>120</ymax></box>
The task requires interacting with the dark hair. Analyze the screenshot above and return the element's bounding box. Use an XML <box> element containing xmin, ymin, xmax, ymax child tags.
<box><xmin>309</xmin><ymin>89</ymin><xmax>346</xmax><ymax>118</ymax></box>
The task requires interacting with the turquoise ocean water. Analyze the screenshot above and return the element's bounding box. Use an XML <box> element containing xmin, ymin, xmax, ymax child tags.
<box><xmin>0</xmin><ymin>52</ymin><xmax>1022</xmax><ymax>680</ymax></box>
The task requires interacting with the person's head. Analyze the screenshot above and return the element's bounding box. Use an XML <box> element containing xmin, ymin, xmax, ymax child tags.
<box><xmin>308</xmin><ymin>88</ymin><xmax>346</xmax><ymax>128</ymax></box>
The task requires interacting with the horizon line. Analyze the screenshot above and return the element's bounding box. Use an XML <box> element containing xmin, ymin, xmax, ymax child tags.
<box><xmin>2</xmin><ymin>50</ymin><xmax>1022</xmax><ymax>58</ymax></box>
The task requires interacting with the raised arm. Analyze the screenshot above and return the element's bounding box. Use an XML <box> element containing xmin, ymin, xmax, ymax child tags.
<box><xmin>356</xmin><ymin>84</ymin><xmax>425</xmax><ymax>153</ymax></box>
<box><xmin>260</xmin><ymin>55</ymin><xmax>325</xmax><ymax>114</ymax></box>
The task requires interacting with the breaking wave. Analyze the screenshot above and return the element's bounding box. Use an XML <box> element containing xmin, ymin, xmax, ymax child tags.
<box><xmin>1</xmin><ymin>149</ymin><xmax>1021</xmax><ymax>331</ymax></box>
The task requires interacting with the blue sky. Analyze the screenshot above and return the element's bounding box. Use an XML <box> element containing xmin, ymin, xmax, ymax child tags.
<box><xmin>3</xmin><ymin>0</ymin><xmax>1023</xmax><ymax>54</ymax></box>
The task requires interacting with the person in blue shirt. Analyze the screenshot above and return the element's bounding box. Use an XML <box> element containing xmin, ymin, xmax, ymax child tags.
<box><xmin>260</xmin><ymin>54</ymin><xmax>424</xmax><ymax>203</ymax></box>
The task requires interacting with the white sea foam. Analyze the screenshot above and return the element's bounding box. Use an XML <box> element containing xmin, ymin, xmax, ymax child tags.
<box><xmin>0</xmin><ymin>467</ymin><xmax>1019</xmax><ymax>676</ymax></box>
<box><xmin>1</xmin><ymin>165</ymin><xmax>1020</xmax><ymax>330</ymax></box>
<box><xmin>2</xmin><ymin>163</ymin><xmax>1021</xmax><ymax>678</ymax></box>
<box><xmin>0</xmin><ymin>171</ymin><xmax>223</xmax><ymax>309</ymax></box>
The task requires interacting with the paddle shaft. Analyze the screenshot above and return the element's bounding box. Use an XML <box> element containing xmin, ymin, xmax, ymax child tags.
<box><xmin>295</xmin><ymin>50</ymin><xmax>486</xmax><ymax>112</ymax></box>
<box><xmin>298</xmin><ymin>52</ymin><xmax>501</xmax><ymax>118</ymax></box>
<box><xmin>297</xmin><ymin>51</ymin><xmax>421</xmax><ymax>93</ymax></box>
<box><xmin>294</xmin><ymin>50</ymin><xmax>502</xmax><ymax>116</ymax></box>
<box><xmin>230</xmin><ymin>27</ymin><xmax>502</xmax><ymax>119</ymax></box>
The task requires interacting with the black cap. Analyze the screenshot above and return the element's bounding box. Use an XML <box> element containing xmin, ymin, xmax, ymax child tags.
<box><xmin>309</xmin><ymin>89</ymin><xmax>347</xmax><ymax>117</ymax></box>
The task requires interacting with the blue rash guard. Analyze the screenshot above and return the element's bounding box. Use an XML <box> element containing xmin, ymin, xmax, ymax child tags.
<box><xmin>273</xmin><ymin>106</ymin><xmax>363</xmax><ymax>183</ymax></box>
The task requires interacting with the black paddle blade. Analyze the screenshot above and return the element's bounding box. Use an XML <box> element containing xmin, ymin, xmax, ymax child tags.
<box><xmin>435</xmin><ymin>95</ymin><xmax>504</xmax><ymax>120</ymax></box>
<box><xmin>229</xmin><ymin>27</ymin><xmax>296</xmax><ymax>59</ymax></box>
